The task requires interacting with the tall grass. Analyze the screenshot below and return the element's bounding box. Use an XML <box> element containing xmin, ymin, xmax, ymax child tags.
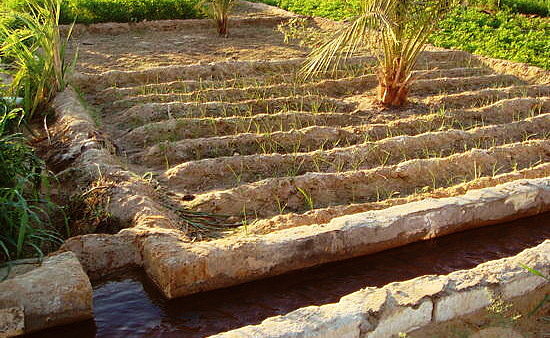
<box><xmin>0</xmin><ymin>0</ymin><xmax>68</xmax><ymax>265</ymax></box>
<box><xmin>0</xmin><ymin>104</ymin><xmax>61</xmax><ymax>263</ymax></box>
<box><xmin>0</xmin><ymin>0</ymin><xmax>75</xmax><ymax>119</ymax></box>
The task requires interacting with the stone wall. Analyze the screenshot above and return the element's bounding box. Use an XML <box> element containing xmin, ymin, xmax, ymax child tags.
<box><xmin>213</xmin><ymin>241</ymin><xmax>550</xmax><ymax>337</ymax></box>
<box><xmin>0</xmin><ymin>252</ymin><xmax>93</xmax><ymax>335</ymax></box>
<box><xmin>142</xmin><ymin>177</ymin><xmax>550</xmax><ymax>298</ymax></box>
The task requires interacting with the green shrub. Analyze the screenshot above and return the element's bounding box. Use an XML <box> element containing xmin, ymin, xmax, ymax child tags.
<box><xmin>0</xmin><ymin>106</ymin><xmax>61</xmax><ymax>263</ymax></box>
<box><xmin>469</xmin><ymin>0</ymin><xmax>549</xmax><ymax>16</ymax></box>
<box><xmin>1</xmin><ymin>0</ymin><xmax>202</xmax><ymax>24</ymax></box>
<box><xmin>270</xmin><ymin>0</ymin><xmax>359</xmax><ymax>20</ymax></box>
<box><xmin>64</xmin><ymin>0</ymin><xmax>202</xmax><ymax>24</ymax></box>
<box><xmin>430</xmin><ymin>7</ymin><xmax>550</xmax><ymax>69</ymax></box>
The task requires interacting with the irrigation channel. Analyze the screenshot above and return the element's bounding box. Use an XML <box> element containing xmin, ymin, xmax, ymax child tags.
<box><xmin>32</xmin><ymin>212</ymin><xmax>550</xmax><ymax>337</ymax></box>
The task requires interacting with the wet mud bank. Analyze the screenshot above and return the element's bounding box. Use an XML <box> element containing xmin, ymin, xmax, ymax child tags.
<box><xmin>32</xmin><ymin>213</ymin><xmax>550</xmax><ymax>337</ymax></box>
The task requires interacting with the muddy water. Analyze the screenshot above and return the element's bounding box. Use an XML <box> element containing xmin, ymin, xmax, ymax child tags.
<box><xmin>33</xmin><ymin>213</ymin><xmax>550</xmax><ymax>337</ymax></box>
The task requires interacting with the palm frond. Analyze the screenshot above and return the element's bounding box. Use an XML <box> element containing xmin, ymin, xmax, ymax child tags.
<box><xmin>301</xmin><ymin>0</ymin><xmax>458</xmax><ymax>106</ymax></box>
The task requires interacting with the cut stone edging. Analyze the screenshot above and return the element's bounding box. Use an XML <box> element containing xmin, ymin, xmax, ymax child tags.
<box><xmin>51</xmin><ymin>87</ymin><xmax>183</xmax><ymax>232</ymax></box>
<box><xmin>52</xmin><ymin>54</ymin><xmax>550</xmax><ymax>297</ymax></box>
<box><xmin>0</xmin><ymin>252</ymin><xmax>93</xmax><ymax>335</ymax></box>
<box><xmin>211</xmin><ymin>240</ymin><xmax>550</xmax><ymax>338</ymax></box>
<box><xmin>142</xmin><ymin>177</ymin><xmax>550</xmax><ymax>298</ymax></box>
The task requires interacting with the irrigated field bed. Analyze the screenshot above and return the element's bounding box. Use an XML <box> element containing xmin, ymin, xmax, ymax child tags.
<box><xmin>23</xmin><ymin>1</ymin><xmax>548</xmax><ymax>336</ymax></box>
<box><xmin>68</xmin><ymin>1</ymin><xmax>550</xmax><ymax>238</ymax></box>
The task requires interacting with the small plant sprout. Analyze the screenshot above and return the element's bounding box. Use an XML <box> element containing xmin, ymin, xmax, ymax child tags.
<box><xmin>227</xmin><ymin>163</ymin><xmax>244</xmax><ymax>185</ymax></box>
<box><xmin>197</xmin><ymin>0</ymin><xmax>235</xmax><ymax>37</ymax></box>
<box><xmin>274</xmin><ymin>196</ymin><xmax>288</xmax><ymax>215</ymax></box>
<box><xmin>297</xmin><ymin>187</ymin><xmax>315</xmax><ymax>210</ymax></box>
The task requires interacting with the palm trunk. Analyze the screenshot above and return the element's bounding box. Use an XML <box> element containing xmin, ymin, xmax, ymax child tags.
<box><xmin>377</xmin><ymin>57</ymin><xmax>410</xmax><ymax>107</ymax></box>
<box><xmin>217</xmin><ymin>15</ymin><xmax>228</xmax><ymax>37</ymax></box>
<box><xmin>377</xmin><ymin>82</ymin><xmax>409</xmax><ymax>106</ymax></box>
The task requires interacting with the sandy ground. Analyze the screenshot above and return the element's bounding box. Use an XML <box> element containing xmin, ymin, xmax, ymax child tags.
<box><xmin>66</xmin><ymin>1</ymin><xmax>311</xmax><ymax>74</ymax></box>
<box><xmin>54</xmin><ymin>0</ymin><xmax>550</xmax><ymax>240</ymax></box>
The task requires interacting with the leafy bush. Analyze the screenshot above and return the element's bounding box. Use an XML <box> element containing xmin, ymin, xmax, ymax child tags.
<box><xmin>63</xmin><ymin>0</ymin><xmax>202</xmax><ymax>24</ymax></box>
<box><xmin>269</xmin><ymin>0</ymin><xmax>359</xmax><ymax>20</ymax></box>
<box><xmin>431</xmin><ymin>7</ymin><xmax>550</xmax><ymax>69</ymax></box>
<box><xmin>1</xmin><ymin>0</ymin><xmax>74</xmax><ymax>119</ymax></box>
<box><xmin>0</xmin><ymin>106</ymin><xmax>61</xmax><ymax>263</ymax></box>
<box><xmin>469</xmin><ymin>0</ymin><xmax>549</xmax><ymax>16</ymax></box>
<box><xmin>1</xmin><ymin>0</ymin><xmax>202</xmax><ymax>24</ymax></box>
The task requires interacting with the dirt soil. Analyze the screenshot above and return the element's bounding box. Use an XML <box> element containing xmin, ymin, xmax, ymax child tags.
<box><xmin>50</xmin><ymin>0</ymin><xmax>550</xmax><ymax>241</ymax></box>
<box><xmin>66</xmin><ymin>1</ymin><xmax>313</xmax><ymax>74</ymax></box>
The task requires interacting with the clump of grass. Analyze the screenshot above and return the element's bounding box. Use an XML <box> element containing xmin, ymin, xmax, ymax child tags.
<box><xmin>0</xmin><ymin>0</ymin><xmax>75</xmax><ymax>119</ymax></box>
<box><xmin>297</xmin><ymin>187</ymin><xmax>314</xmax><ymax>210</ymax></box>
<box><xmin>0</xmin><ymin>106</ymin><xmax>61</xmax><ymax>263</ymax></box>
<box><xmin>196</xmin><ymin>0</ymin><xmax>235</xmax><ymax>36</ymax></box>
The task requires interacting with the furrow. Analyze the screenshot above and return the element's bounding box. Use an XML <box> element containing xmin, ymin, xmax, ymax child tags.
<box><xmin>161</xmin><ymin>114</ymin><xmax>550</xmax><ymax>192</ymax></box>
<box><xmin>97</xmin><ymin>59</ymin><xmax>467</xmax><ymax>100</ymax></box>
<box><xmin>76</xmin><ymin>55</ymin><xmax>375</xmax><ymax>91</ymax></box>
<box><xmin>103</xmin><ymin>67</ymin><xmax>492</xmax><ymax>107</ymax></box>
<box><xmin>79</xmin><ymin>50</ymin><xmax>473</xmax><ymax>92</ymax></box>
<box><xmin>248</xmin><ymin>162</ymin><xmax>550</xmax><ymax>234</ymax></box>
<box><xmin>410</xmin><ymin>74</ymin><xmax>523</xmax><ymax>96</ymax></box>
<box><xmin>117</xmin><ymin>111</ymin><xmax>369</xmax><ymax>149</ymax></box>
<box><xmin>181</xmin><ymin>140</ymin><xmax>550</xmax><ymax>217</ymax></box>
<box><xmin>116</xmin><ymin>95</ymin><xmax>356</xmax><ymax>127</ymax></box>
<box><xmin>108</xmin><ymin>76</ymin><xmax>376</xmax><ymax>110</ymax></box>
<box><xmin>123</xmin><ymin>96</ymin><xmax>548</xmax><ymax>152</ymax></box>
<box><xmin>137</xmin><ymin>126</ymin><xmax>361</xmax><ymax>167</ymax></box>
<box><xmin>427</xmin><ymin>84</ymin><xmax>550</xmax><ymax>109</ymax></box>
<box><xmin>136</xmin><ymin>97</ymin><xmax>549</xmax><ymax>165</ymax></box>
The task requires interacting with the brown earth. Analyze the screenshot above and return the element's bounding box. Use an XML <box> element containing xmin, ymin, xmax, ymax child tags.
<box><xmin>53</xmin><ymin>1</ymin><xmax>550</xmax><ymax>240</ymax></box>
<box><xmin>3</xmin><ymin>2</ymin><xmax>548</xmax><ymax>335</ymax></box>
<box><xmin>66</xmin><ymin>1</ymin><xmax>312</xmax><ymax>74</ymax></box>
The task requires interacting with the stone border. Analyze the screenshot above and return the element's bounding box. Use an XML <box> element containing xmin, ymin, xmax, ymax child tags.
<box><xmin>212</xmin><ymin>240</ymin><xmax>550</xmax><ymax>337</ymax></box>
<box><xmin>51</xmin><ymin>87</ymin><xmax>187</xmax><ymax>278</ymax></box>
<box><xmin>141</xmin><ymin>177</ymin><xmax>550</xmax><ymax>298</ymax></box>
<box><xmin>0</xmin><ymin>252</ymin><xmax>93</xmax><ymax>335</ymax></box>
<box><xmin>51</xmin><ymin>88</ymin><xmax>183</xmax><ymax>232</ymax></box>
<box><xmin>51</xmin><ymin>54</ymin><xmax>550</xmax><ymax>296</ymax></box>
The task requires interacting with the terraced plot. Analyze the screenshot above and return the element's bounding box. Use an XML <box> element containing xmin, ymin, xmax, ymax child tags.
<box><xmin>19</xmin><ymin>3</ymin><xmax>547</xmax><ymax>336</ymax></box>
<box><xmin>74</xmin><ymin>42</ymin><xmax>550</xmax><ymax>240</ymax></box>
